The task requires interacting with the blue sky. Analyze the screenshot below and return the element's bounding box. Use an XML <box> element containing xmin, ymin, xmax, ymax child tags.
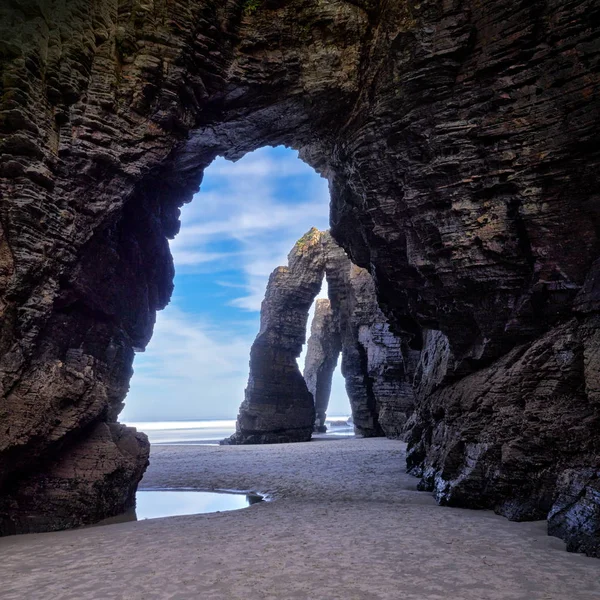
<box><xmin>121</xmin><ymin>146</ymin><xmax>350</xmax><ymax>421</ymax></box>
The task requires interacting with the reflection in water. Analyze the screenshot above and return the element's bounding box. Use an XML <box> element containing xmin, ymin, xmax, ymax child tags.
<box><xmin>97</xmin><ymin>491</ymin><xmax>263</xmax><ymax>526</ymax></box>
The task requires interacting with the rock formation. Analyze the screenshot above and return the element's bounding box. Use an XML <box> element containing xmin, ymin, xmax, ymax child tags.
<box><xmin>406</xmin><ymin>314</ymin><xmax>600</xmax><ymax>556</ymax></box>
<box><xmin>0</xmin><ymin>423</ymin><xmax>148</xmax><ymax>535</ymax></box>
<box><xmin>230</xmin><ymin>228</ymin><xmax>411</xmax><ymax>442</ymax></box>
<box><xmin>226</xmin><ymin>228</ymin><xmax>324</xmax><ymax>444</ymax></box>
<box><xmin>0</xmin><ymin>0</ymin><xmax>598</xmax><ymax>554</ymax></box>
<box><xmin>235</xmin><ymin>228</ymin><xmax>413</xmax><ymax>441</ymax></box>
<box><xmin>303</xmin><ymin>299</ymin><xmax>341</xmax><ymax>433</ymax></box>
<box><xmin>321</xmin><ymin>249</ymin><xmax>419</xmax><ymax>439</ymax></box>
<box><xmin>322</xmin><ymin>234</ymin><xmax>389</xmax><ymax>437</ymax></box>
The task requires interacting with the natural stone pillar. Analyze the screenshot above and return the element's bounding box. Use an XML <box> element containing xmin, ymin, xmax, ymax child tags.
<box><xmin>303</xmin><ymin>299</ymin><xmax>342</xmax><ymax>432</ymax></box>
<box><xmin>226</xmin><ymin>228</ymin><xmax>326</xmax><ymax>444</ymax></box>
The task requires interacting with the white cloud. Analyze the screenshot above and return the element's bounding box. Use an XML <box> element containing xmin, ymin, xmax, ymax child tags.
<box><xmin>169</xmin><ymin>147</ymin><xmax>331</xmax><ymax>309</ymax></box>
<box><xmin>215</xmin><ymin>280</ymin><xmax>248</xmax><ymax>289</ymax></box>
<box><xmin>121</xmin><ymin>308</ymin><xmax>253</xmax><ymax>421</ymax></box>
<box><xmin>173</xmin><ymin>250</ymin><xmax>237</xmax><ymax>266</ymax></box>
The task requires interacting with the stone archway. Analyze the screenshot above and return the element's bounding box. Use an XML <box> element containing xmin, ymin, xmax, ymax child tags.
<box><xmin>227</xmin><ymin>228</ymin><xmax>415</xmax><ymax>445</ymax></box>
<box><xmin>0</xmin><ymin>0</ymin><xmax>370</xmax><ymax>533</ymax></box>
<box><xmin>1</xmin><ymin>0</ymin><xmax>599</xmax><ymax>554</ymax></box>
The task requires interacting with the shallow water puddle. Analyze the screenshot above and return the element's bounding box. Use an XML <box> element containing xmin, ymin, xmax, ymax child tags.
<box><xmin>97</xmin><ymin>490</ymin><xmax>263</xmax><ymax>526</ymax></box>
<box><xmin>137</xmin><ymin>490</ymin><xmax>263</xmax><ymax>519</ymax></box>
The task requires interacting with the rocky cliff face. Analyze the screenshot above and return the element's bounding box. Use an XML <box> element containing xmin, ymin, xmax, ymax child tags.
<box><xmin>407</xmin><ymin>319</ymin><xmax>600</xmax><ymax>516</ymax></box>
<box><xmin>349</xmin><ymin>267</ymin><xmax>419</xmax><ymax>439</ymax></box>
<box><xmin>0</xmin><ymin>0</ymin><xmax>598</xmax><ymax>553</ymax></box>
<box><xmin>406</xmin><ymin>306</ymin><xmax>600</xmax><ymax>556</ymax></box>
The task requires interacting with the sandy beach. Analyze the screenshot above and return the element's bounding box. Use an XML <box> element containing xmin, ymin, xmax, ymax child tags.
<box><xmin>1</xmin><ymin>438</ymin><xmax>598</xmax><ymax>600</ymax></box>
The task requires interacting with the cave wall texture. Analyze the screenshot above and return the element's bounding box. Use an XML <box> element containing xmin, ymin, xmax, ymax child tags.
<box><xmin>0</xmin><ymin>0</ymin><xmax>599</xmax><ymax>553</ymax></box>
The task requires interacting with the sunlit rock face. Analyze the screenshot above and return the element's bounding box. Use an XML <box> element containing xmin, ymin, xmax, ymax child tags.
<box><xmin>0</xmin><ymin>0</ymin><xmax>599</xmax><ymax>552</ymax></box>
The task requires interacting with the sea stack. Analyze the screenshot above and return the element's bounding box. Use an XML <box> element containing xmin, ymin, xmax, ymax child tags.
<box><xmin>229</xmin><ymin>229</ymin><xmax>415</xmax><ymax>443</ymax></box>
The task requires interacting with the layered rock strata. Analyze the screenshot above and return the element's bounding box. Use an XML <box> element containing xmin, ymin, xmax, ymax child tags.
<box><xmin>321</xmin><ymin>235</ymin><xmax>387</xmax><ymax>437</ymax></box>
<box><xmin>406</xmin><ymin>305</ymin><xmax>600</xmax><ymax>556</ymax></box>
<box><xmin>323</xmin><ymin>249</ymin><xmax>418</xmax><ymax>439</ymax></box>
<box><xmin>0</xmin><ymin>423</ymin><xmax>149</xmax><ymax>535</ymax></box>
<box><xmin>349</xmin><ymin>267</ymin><xmax>419</xmax><ymax>439</ymax></box>
<box><xmin>0</xmin><ymin>0</ymin><xmax>598</xmax><ymax>553</ymax></box>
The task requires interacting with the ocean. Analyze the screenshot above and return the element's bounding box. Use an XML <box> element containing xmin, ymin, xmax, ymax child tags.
<box><xmin>125</xmin><ymin>417</ymin><xmax>354</xmax><ymax>445</ymax></box>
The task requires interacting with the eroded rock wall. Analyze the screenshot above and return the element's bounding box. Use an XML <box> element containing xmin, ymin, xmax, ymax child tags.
<box><xmin>406</xmin><ymin>296</ymin><xmax>600</xmax><ymax>556</ymax></box>
<box><xmin>326</xmin><ymin>0</ymin><xmax>600</xmax><ymax>555</ymax></box>
<box><xmin>0</xmin><ymin>0</ymin><xmax>367</xmax><ymax>529</ymax></box>
<box><xmin>408</xmin><ymin>318</ymin><xmax>600</xmax><ymax>515</ymax></box>
<box><xmin>322</xmin><ymin>234</ymin><xmax>385</xmax><ymax>437</ymax></box>
<box><xmin>0</xmin><ymin>0</ymin><xmax>598</xmax><ymax>553</ymax></box>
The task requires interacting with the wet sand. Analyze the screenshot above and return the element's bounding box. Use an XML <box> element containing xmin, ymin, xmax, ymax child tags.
<box><xmin>1</xmin><ymin>438</ymin><xmax>599</xmax><ymax>600</ymax></box>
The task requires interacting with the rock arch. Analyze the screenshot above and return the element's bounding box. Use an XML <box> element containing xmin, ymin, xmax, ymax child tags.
<box><xmin>226</xmin><ymin>228</ymin><xmax>414</xmax><ymax>444</ymax></box>
<box><xmin>1</xmin><ymin>0</ymin><xmax>599</xmax><ymax>554</ymax></box>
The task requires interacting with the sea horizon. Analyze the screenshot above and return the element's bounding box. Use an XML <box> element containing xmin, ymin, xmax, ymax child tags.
<box><xmin>125</xmin><ymin>416</ymin><xmax>354</xmax><ymax>445</ymax></box>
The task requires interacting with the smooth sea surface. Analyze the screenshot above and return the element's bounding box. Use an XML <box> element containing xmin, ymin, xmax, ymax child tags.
<box><xmin>126</xmin><ymin>417</ymin><xmax>354</xmax><ymax>445</ymax></box>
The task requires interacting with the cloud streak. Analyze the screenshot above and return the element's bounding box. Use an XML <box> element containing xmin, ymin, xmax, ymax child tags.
<box><xmin>122</xmin><ymin>308</ymin><xmax>253</xmax><ymax>421</ymax></box>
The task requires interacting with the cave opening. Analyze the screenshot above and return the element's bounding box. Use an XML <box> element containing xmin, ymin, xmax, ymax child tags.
<box><xmin>120</xmin><ymin>145</ymin><xmax>352</xmax><ymax>443</ymax></box>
